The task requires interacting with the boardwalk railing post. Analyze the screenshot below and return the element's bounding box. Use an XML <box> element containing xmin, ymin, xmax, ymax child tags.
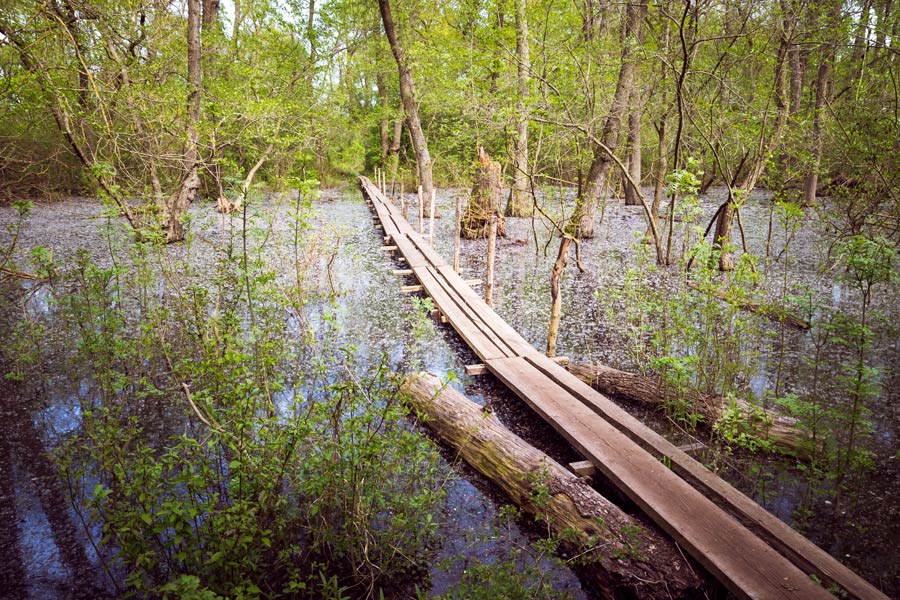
<box><xmin>485</xmin><ymin>212</ymin><xmax>497</xmax><ymax>307</ymax></box>
<box><xmin>453</xmin><ymin>192</ymin><xmax>463</xmax><ymax>273</ymax></box>
<box><xmin>547</xmin><ymin>236</ymin><xmax>571</xmax><ymax>357</ymax></box>
<box><xmin>401</xmin><ymin>182</ymin><xmax>406</xmax><ymax>216</ymax></box>
<box><xmin>429</xmin><ymin>189</ymin><xmax>436</xmax><ymax>246</ymax></box>
<box><xmin>418</xmin><ymin>185</ymin><xmax>424</xmax><ymax>234</ymax></box>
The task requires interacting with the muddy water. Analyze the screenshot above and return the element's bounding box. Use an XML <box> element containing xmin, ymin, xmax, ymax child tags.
<box><xmin>1</xmin><ymin>185</ymin><xmax>898</xmax><ymax>596</ymax></box>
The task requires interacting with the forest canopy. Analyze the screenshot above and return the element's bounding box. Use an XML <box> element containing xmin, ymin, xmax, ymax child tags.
<box><xmin>0</xmin><ymin>0</ymin><xmax>898</xmax><ymax>247</ymax></box>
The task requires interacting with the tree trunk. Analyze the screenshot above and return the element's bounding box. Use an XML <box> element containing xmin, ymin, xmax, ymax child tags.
<box><xmin>401</xmin><ymin>372</ymin><xmax>708</xmax><ymax>600</ymax></box>
<box><xmin>648</xmin><ymin>117</ymin><xmax>667</xmax><ymax>242</ymax></box>
<box><xmin>547</xmin><ymin>237</ymin><xmax>571</xmax><ymax>357</ymax></box>
<box><xmin>803</xmin><ymin>30</ymin><xmax>834</xmax><ymax>205</ymax></box>
<box><xmin>462</xmin><ymin>147</ymin><xmax>506</xmax><ymax>238</ymax></box>
<box><xmin>506</xmin><ymin>0</ymin><xmax>531</xmax><ymax>217</ymax></box>
<box><xmin>377</xmin><ymin>72</ymin><xmax>390</xmax><ymax>160</ymax></box>
<box><xmin>378</xmin><ymin>0</ymin><xmax>435</xmax><ymax>198</ymax></box>
<box><xmin>624</xmin><ymin>104</ymin><xmax>642</xmax><ymax>206</ymax></box>
<box><xmin>166</xmin><ymin>0</ymin><xmax>202</xmax><ymax>243</ymax></box>
<box><xmin>713</xmin><ymin>32</ymin><xmax>789</xmax><ymax>270</ymax></box>
<box><xmin>567</xmin><ymin>363</ymin><xmax>818</xmax><ymax>459</ymax></box>
<box><xmin>569</xmin><ymin>1</ymin><xmax>646</xmax><ymax>238</ymax></box>
<box><xmin>202</xmin><ymin>0</ymin><xmax>219</xmax><ymax>28</ymax></box>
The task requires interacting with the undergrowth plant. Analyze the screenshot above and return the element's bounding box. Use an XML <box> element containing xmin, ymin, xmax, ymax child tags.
<box><xmin>43</xmin><ymin>192</ymin><xmax>447</xmax><ymax>599</ymax></box>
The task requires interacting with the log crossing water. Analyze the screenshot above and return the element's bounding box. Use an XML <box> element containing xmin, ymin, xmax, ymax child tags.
<box><xmin>359</xmin><ymin>176</ymin><xmax>887</xmax><ymax>600</ymax></box>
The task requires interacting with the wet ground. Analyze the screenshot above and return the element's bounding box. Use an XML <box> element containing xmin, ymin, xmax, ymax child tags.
<box><xmin>0</xmin><ymin>184</ymin><xmax>898</xmax><ymax>596</ymax></box>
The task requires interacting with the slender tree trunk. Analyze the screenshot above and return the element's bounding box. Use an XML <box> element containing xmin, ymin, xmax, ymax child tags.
<box><xmin>506</xmin><ymin>0</ymin><xmax>531</xmax><ymax>217</ymax></box>
<box><xmin>569</xmin><ymin>1</ymin><xmax>647</xmax><ymax>238</ymax></box>
<box><xmin>803</xmin><ymin>57</ymin><xmax>831</xmax><ymax>205</ymax></box>
<box><xmin>166</xmin><ymin>0</ymin><xmax>202</xmax><ymax>243</ymax></box>
<box><xmin>713</xmin><ymin>31</ymin><xmax>789</xmax><ymax>270</ymax></box>
<box><xmin>648</xmin><ymin>116</ymin><xmax>667</xmax><ymax>241</ymax></box>
<box><xmin>624</xmin><ymin>103</ymin><xmax>643</xmax><ymax>206</ymax></box>
<box><xmin>377</xmin><ymin>73</ymin><xmax>390</xmax><ymax>161</ymax></box>
<box><xmin>378</xmin><ymin>0</ymin><xmax>434</xmax><ymax>197</ymax></box>
<box><xmin>547</xmin><ymin>236</ymin><xmax>571</xmax><ymax>357</ymax></box>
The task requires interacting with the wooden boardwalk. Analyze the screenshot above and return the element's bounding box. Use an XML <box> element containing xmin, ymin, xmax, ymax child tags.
<box><xmin>359</xmin><ymin>176</ymin><xmax>887</xmax><ymax>600</ymax></box>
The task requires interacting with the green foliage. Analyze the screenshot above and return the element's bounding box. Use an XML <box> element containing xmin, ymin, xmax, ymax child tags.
<box><xmin>39</xmin><ymin>199</ymin><xmax>446</xmax><ymax>599</ymax></box>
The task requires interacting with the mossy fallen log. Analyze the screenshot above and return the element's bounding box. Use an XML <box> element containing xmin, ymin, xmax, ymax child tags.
<box><xmin>401</xmin><ymin>372</ymin><xmax>709</xmax><ymax>599</ymax></box>
<box><xmin>566</xmin><ymin>362</ymin><xmax>816</xmax><ymax>459</ymax></box>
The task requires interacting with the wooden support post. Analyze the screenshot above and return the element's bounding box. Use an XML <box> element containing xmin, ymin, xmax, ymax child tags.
<box><xmin>485</xmin><ymin>213</ymin><xmax>497</xmax><ymax>307</ymax></box>
<box><xmin>418</xmin><ymin>185</ymin><xmax>424</xmax><ymax>234</ymax></box>
<box><xmin>453</xmin><ymin>192</ymin><xmax>462</xmax><ymax>273</ymax></box>
<box><xmin>429</xmin><ymin>309</ymin><xmax>448</xmax><ymax>323</ymax></box>
<box><xmin>465</xmin><ymin>364</ymin><xmax>488</xmax><ymax>376</ymax></box>
<box><xmin>568</xmin><ymin>460</ymin><xmax>596</xmax><ymax>478</ymax></box>
<box><xmin>428</xmin><ymin>189</ymin><xmax>436</xmax><ymax>245</ymax></box>
<box><xmin>547</xmin><ymin>236</ymin><xmax>571</xmax><ymax>358</ymax></box>
<box><xmin>401</xmin><ymin>183</ymin><xmax>407</xmax><ymax>219</ymax></box>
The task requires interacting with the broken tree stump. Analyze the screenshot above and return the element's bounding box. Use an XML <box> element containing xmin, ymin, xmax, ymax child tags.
<box><xmin>462</xmin><ymin>146</ymin><xmax>507</xmax><ymax>239</ymax></box>
<box><xmin>401</xmin><ymin>372</ymin><xmax>708</xmax><ymax>599</ymax></box>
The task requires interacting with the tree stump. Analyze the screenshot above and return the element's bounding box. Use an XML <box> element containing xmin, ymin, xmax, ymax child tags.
<box><xmin>462</xmin><ymin>147</ymin><xmax>507</xmax><ymax>239</ymax></box>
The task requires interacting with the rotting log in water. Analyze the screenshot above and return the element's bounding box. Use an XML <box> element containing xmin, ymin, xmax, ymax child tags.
<box><xmin>686</xmin><ymin>281</ymin><xmax>811</xmax><ymax>330</ymax></box>
<box><xmin>566</xmin><ymin>362</ymin><xmax>817</xmax><ymax>459</ymax></box>
<box><xmin>401</xmin><ymin>372</ymin><xmax>709</xmax><ymax>600</ymax></box>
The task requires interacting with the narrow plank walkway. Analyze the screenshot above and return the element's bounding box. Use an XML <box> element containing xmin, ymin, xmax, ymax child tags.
<box><xmin>359</xmin><ymin>176</ymin><xmax>887</xmax><ymax>600</ymax></box>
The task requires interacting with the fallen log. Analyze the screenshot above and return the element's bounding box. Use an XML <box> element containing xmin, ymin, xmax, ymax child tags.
<box><xmin>567</xmin><ymin>363</ymin><xmax>816</xmax><ymax>459</ymax></box>
<box><xmin>401</xmin><ymin>372</ymin><xmax>709</xmax><ymax>600</ymax></box>
<box><xmin>687</xmin><ymin>281</ymin><xmax>811</xmax><ymax>330</ymax></box>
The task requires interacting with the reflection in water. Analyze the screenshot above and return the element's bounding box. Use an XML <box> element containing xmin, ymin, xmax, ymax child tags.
<box><xmin>0</xmin><ymin>373</ymin><xmax>107</xmax><ymax>599</ymax></box>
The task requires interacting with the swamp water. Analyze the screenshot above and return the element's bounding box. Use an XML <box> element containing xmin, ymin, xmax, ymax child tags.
<box><xmin>0</xmin><ymin>185</ymin><xmax>897</xmax><ymax>597</ymax></box>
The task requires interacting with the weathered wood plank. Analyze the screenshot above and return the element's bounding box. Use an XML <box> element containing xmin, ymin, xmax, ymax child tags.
<box><xmin>486</xmin><ymin>355</ymin><xmax>832</xmax><ymax>600</ymax></box>
<box><xmin>524</xmin><ymin>354</ymin><xmax>887</xmax><ymax>600</ymax></box>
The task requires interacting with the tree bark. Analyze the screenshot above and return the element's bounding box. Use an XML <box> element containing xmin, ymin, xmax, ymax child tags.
<box><xmin>624</xmin><ymin>103</ymin><xmax>643</xmax><ymax>206</ymax></box>
<box><xmin>547</xmin><ymin>236</ymin><xmax>571</xmax><ymax>357</ymax></box>
<box><xmin>377</xmin><ymin>73</ymin><xmax>390</xmax><ymax>160</ymax></box>
<box><xmin>202</xmin><ymin>0</ymin><xmax>219</xmax><ymax>28</ymax></box>
<box><xmin>567</xmin><ymin>363</ymin><xmax>818</xmax><ymax>459</ymax></box>
<box><xmin>506</xmin><ymin>0</ymin><xmax>531</xmax><ymax>217</ymax></box>
<box><xmin>166</xmin><ymin>0</ymin><xmax>202</xmax><ymax>243</ymax></box>
<box><xmin>401</xmin><ymin>372</ymin><xmax>708</xmax><ymax>600</ymax></box>
<box><xmin>462</xmin><ymin>147</ymin><xmax>506</xmax><ymax>238</ymax></box>
<box><xmin>378</xmin><ymin>0</ymin><xmax>435</xmax><ymax>197</ymax></box>
<box><xmin>569</xmin><ymin>1</ymin><xmax>647</xmax><ymax>238</ymax></box>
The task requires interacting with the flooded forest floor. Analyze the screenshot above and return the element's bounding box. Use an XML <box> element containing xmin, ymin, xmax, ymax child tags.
<box><xmin>0</xmin><ymin>184</ymin><xmax>898</xmax><ymax>597</ymax></box>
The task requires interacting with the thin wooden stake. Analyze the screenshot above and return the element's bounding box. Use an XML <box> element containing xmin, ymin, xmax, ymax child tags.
<box><xmin>401</xmin><ymin>182</ymin><xmax>407</xmax><ymax>218</ymax></box>
<box><xmin>547</xmin><ymin>236</ymin><xmax>571</xmax><ymax>357</ymax></box>
<box><xmin>418</xmin><ymin>185</ymin><xmax>424</xmax><ymax>234</ymax></box>
<box><xmin>428</xmin><ymin>189</ymin><xmax>436</xmax><ymax>245</ymax></box>
<box><xmin>453</xmin><ymin>193</ymin><xmax>462</xmax><ymax>273</ymax></box>
<box><xmin>485</xmin><ymin>213</ymin><xmax>497</xmax><ymax>308</ymax></box>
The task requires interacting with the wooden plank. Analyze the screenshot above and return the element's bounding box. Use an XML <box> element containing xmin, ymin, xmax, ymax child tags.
<box><xmin>552</xmin><ymin>356</ymin><xmax>570</xmax><ymax>366</ymax></box>
<box><xmin>486</xmin><ymin>356</ymin><xmax>832</xmax><ymax>600</ymax></box>
<box><xmin>524</xmin><ymin>354</ymin><xmax>887</xmax><ymax>600</ymax></box>
<box><xmin>425</xmin><ymin>267</ymin><xmax>519</xmax><ymax>358</ymax></box>
<box><xmin>411</xmin><ymin>267</ymin><xmax>508</xmax><ymax>362</ymax></box>
<box><xmin>380</xmin><ymin>245</ymin><xmax>399</xmax><ymax>252</ymax></box>
<box><xmin>392</xmin><ymin>269</ymin><xmax>414</xmax><ymax>276</ymax></box>
<box><xmin>400</xmin><ymin>285</ymin><xmax>424</xmax><ymax>293</ymax></box>
<box><xmin>436</xmin><ymin>265</ymin><xmax>536</xmax><ymax>357</ymax></box>
<box><xmin>465</xmin><ymin>364</ymin><xmax>488</xmax><ymax>376</ymax></box>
